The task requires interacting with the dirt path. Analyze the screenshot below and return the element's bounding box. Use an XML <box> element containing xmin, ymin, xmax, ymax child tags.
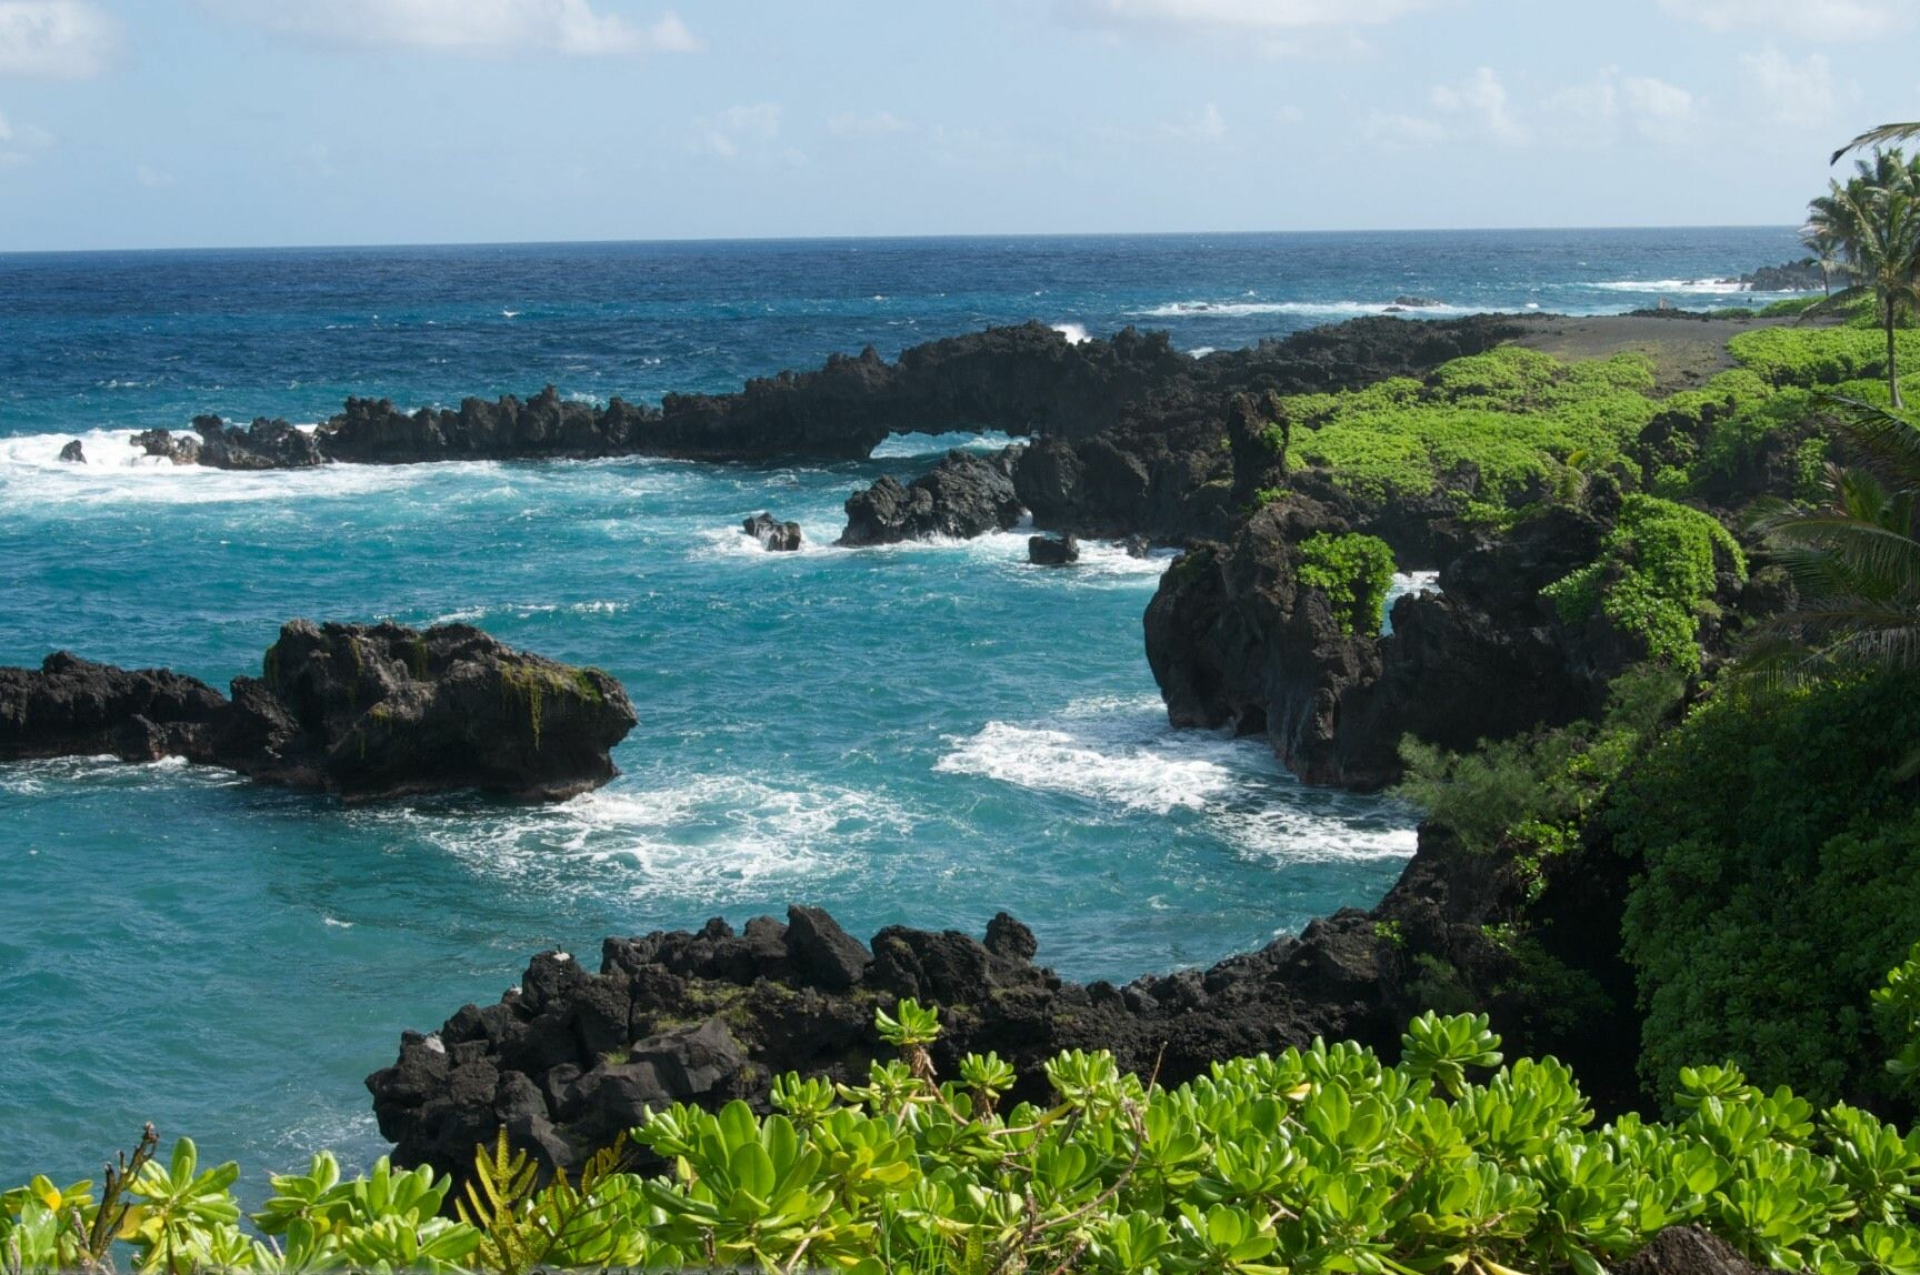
<box><xmin>1505</xmin><ymin>312</ymin><xmax>1803</xmax><ymax>392</ymax></box>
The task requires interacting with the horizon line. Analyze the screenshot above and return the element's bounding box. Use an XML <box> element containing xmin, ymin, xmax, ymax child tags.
<box><xmin>0</xmin><ymin>222</ymin><xmax>1804</xmax><ymax>259</ymax></box>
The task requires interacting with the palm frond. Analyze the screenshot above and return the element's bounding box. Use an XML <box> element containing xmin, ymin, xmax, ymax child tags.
<box><xmin>1819</xmin><ymin>395</ymin><xmax>1920</xmax><ymax>495</ymax></box>
<box><xmin>1833</xmin><ymin>123</ymin><xmax>1920</xmax><ymax>165</ymax></box>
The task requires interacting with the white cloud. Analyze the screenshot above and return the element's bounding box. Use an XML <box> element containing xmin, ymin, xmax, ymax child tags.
<box><xmin>1658</xmin><ymin>0</ymin><xmax>1915</xmax><ymax>41</ymax></box>
<box><xmin>1740</xmin><ymin>46</ymin><xmax>1837</xmax><ymax>127</ymax></box>
<box><xmin>1360</xmin><ymin>111</ymin><xmax>1445</xmax><ymax>147</ymax></box>
<box><xmin>692</xmin><ymin>102</ymin><xmax>781</xmax><ymax>159</ymax></box>
<box><xmin>135</xmin><ymin>163</ymin><xmax>177</xmax><ymax>188</ymax></box>
<box><xmin>1540</xmin><ymin>68</ymin><xmax>1698</xmax><ymax>145</ymax></box>
<box><xmin>1159</xmin><ymin>102</ymin><xmax>1227</xmax><ymax>142</ymax></box>
<box><xmin>1053</xmin><ymin>0</ymin><xmax>1438</xmax><ymax>31</ymax></box>
<box><xmin>209</xmin><ymin>1</ymin><xmax>699</xmax><ymax>58</ymax></box>
<box><xmin>828</xmin><ymin>110</ymin><xmax>915</xmax><ymax>139</ymax></box>
<box><xmin>0</xmin><ymin>1</ymin><xmax>117</xmax><ymax>78</ymax></box>
<box><xmin>1431</xmin><ymin>67</ymin><xmax>1527</xmax><ymax>144</ymax></box>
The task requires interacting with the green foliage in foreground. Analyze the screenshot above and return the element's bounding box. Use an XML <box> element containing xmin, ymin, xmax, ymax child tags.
<box><xmin>1615</xmin><ymin>672</ymin><xmax>1920</xmax><ymax>1109</ymax></box>
<box><xmin>1297</xmin><ymin>532</ymin><xmax>1398</xmax><ymax>635</ymax></box>
<box><xmin>12</xmin><ymin>1007</ymin><xmax>1920</xmax><ymax>1275</ymax></box>
<box><xmin>1541</xmin><ymin>496</ymin><xmax>1747</xmax><ymax>674</ymax></box>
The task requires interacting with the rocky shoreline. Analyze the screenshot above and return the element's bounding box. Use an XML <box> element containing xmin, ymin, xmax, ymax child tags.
<box><xmin>368</xmin><ymin>819</ymin><xmax>1590</xmax><ymax>1184</ymax></box>
<box><xmin>0</xmin><ymin>621</ymin><xmax>635</xmax><ymax>802</ymax></box>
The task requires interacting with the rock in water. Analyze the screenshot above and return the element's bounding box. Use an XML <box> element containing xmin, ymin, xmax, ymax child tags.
<box><xmin>0</xmin><ymin>653</ymin><xmax>227</xmax><ymax>763</ymax></box>
<box><xmin>218</xmin><ymin>621</ymin><xmax>637</xmax><ymax>802</ymax></box>
<box><xmin>1122</xmin><ymin>535</ymin><xmax>1152</xmax><ymax>559</ymax></box>
<box><xmin>57</xmin><ymin>440</ymin><xmax>85</xmax><ymax>463</ymax></box>
<box><xmin>131</xmin><ymin>428</ymin><xmax>201</xmax><ymax>465</ymax></box>
<box><xmin>1028</xmin><ymin>534</ymin><xmax>1079</xmax><ymax>566</ymax></box>
<box><xmin>0</xmin><ymin>623</ymin><xmax>637</xmax><ymax>802</ymax></box>
<box><xmin>191</xmin><ymin>416</ymin><xmax>328</xmax><ymax>469</ymax></box>
<box><xmin>838</xmin><ymin>447</ymin><xmax>1027</xmax><ymax>546</ymax></box>
<box><xmin>743</xmin><ymin>512</ymin><xmax>803</xmax><ymax>552</ymax></box>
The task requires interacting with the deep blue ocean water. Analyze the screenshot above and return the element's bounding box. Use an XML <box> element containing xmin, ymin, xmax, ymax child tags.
<box><xmin>0</xmin><ymin>227</ymin><xmax>1802</xmax><ymax>1191</ymax></box>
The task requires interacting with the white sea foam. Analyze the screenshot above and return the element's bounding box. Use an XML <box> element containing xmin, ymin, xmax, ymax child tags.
<box><xmin>870</xmin><ymin>430</ymin><xmax>1020</xmax><ymax>459</ymax></box>
<box><xmin>1189</xmin><ymin>346</ymin><xmax>1218</xmax><ymax>358</ymax></box>
<box><xmin>1585</xmin><ymin>278</ymin><xmax>1812</xmax><ymax>296</ymax></box>
<box><xmin>428</xmin><ymin>600</ymin><xmax>630</xmax><ymax>626</ymax></box>
<box><xmin>937</xmin><ymin>696</ymin><xmax>1416</xmax><ymax>864</ymax></box>
<box><xmin>0</xmin><ymin>427</ymin><xmax>419</xmax><ymax>507</ymax></box>
<box><xmin>1131</xmin><ymin>299</ymin><xmax>1481</xmax><ymax>319</ymax></box>
<box><xmin>693</xmin><ymin>524</ymin><xmax>832</xmax><ymax>560</ymax></box>
<box><xmin>356</xmin><ymin>773</ymin><xmax>910</xmax><ymax>901</ymax></box>
<box><xmin>1052</xmin><ymin>323</ymin><xmax>1091</xmax><ymax>345</ymax></box>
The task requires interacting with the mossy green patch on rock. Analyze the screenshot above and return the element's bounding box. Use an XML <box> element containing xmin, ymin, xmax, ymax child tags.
<box><xmin>1541</xmin><ymin>495</ymin><xmax>1745</xmax><ymax>674</ymax></box>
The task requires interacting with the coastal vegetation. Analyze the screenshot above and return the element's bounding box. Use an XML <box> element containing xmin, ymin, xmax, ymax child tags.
<box><xmin>1295</xmin><ymin>532</ymin><xmax>1397</xmax><ymax>635</ymax></box>
<box><xmin>10</xmin><ymin>1005</ymin><xmax>1920</xmax><ymax>1275</ymax></box>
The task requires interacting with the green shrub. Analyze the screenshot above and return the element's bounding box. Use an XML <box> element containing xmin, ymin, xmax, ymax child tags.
<box><xmin>1395</xmin><ymin>664</ymin><xmax>1683</xmax><ymax>856</ymax></box>
<box><xmin>1542</xmin><ymin>496</ymin><xmax>1746</xmax><ymax>673</ymax></box>
<box><xmin>1295</xmin><ymin>531</ymin><xmax>1396</xmax><ymax>635</ymax></box>
<box><xmin>10</xmin><ymin>1005</ymin><xmax>1920</xmax><ymax>1275</ymax></box>
<box><xmin>1614</xmin><ymin>671</ymin><xmax>1920</xmax><ymax>1108</ymax></box>
<box><xmin>1287</xmin><ymin>348</ymin><xmax>1658</xmax><ymax>506</ymax></box>
<box><xmin>1729</xmin><ymin>327</ymin><xmax>1920</xmax><ymax>389</ymax></box>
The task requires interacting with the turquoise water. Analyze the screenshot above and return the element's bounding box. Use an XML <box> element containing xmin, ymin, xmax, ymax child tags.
<box><xmin>0</xmin><ymin>228</ymin><xmax>1804</xmax><ymax>1189</ymax></box>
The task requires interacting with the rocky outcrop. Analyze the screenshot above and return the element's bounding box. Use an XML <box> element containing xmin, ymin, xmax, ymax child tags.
<box><xmin>839</xmin><ymin>448</ymin><xmax>1026</xmax><ymax>546</ymax></box>
<box><xmin>1144</xmin><ymin>492</ymin><xmax>1636</xmax><ymax>789</ymax></box>
<box><xmin>1738</xmin><ymin>259</ymin><xmax>1827</xmax><ymax>293</ymax></box>
<box><xmin>743</xmin><ymin>512</ymin><xmax>803</xmax><ymax>552</ymax></box>
<box><xmin>1028</xmin><ymin>534</ymin><xmax>1079</xmax><ymax>566</ymax></box>
<box><xmin>0</xmin><ymin>653</ymin><xmax>227</xmax><ymax>763</ymax></box>
<box><xmin>188</xmin><ymin>416</ymin><xmax>327</xmax><ymax>470</ymax></box>
<box><xmin>58</xmin><ymin>440</ymin><xmax>85</xmax><ymax>463</ymax></box>
<box><xmin>0</xmin><ymin>623</ymin><xmax>635</xmax><ymax>802</ymax></box>
<box><xmin>368</xmin><ymin>822</ymin><xmax>1534</xmax><ymax>1184</ymax></box>
<box><xmin>128</xmin><ymin>316</ymin><xmax>1525</xmax><ymax>492</ymax></box>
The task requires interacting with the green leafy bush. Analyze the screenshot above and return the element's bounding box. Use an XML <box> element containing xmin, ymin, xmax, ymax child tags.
<box><xmin>1286</xmin><ymin>348</ymin><xmax>1658</xmax><ymax>506</ymax></box>
<box><xmin>11</xmin><ymin>1004</ymin><xmax>1920</xmax><ymax>1275</ymax></box>
<box><xmin>1395</xmin><ymin>664</ymin><xmax>1683</xmax><ymax>857</ymax></box>
<box><xmin>1615</xmin><ymin>672</ymin><xmax>1920</xmax><ymax>1107</ymax></box>
<box><xmin>1729</xmin><ymin>327</ymin><xmax>1920</xmax><ymax>389</ymax></box>
<box><xmin>1542</xmin><ymin>496</ymin><xmax>1746</xmax><ymax>673</ymax></box>
<box><xmin>1296</xmin><ymin>531</ymin><xmax>1396</xmax><ymax>635</ymax></box>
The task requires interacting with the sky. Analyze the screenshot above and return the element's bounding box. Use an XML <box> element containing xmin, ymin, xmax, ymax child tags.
<box><xmin>0</xmin><ymin>0</ymin><xmax>1915</xmax><ymax>250</ymax></box>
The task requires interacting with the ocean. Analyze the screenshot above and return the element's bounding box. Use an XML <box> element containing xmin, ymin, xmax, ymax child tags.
<box><xmin>0</xmin><ymin>226</ymin><xmax>1803</xmax><ymax>1189</ymax></box>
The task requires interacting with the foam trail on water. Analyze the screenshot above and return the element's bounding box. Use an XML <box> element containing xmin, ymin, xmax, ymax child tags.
<box><xmin>937</xmin><ymin>696</ymin><xmax>1418</xmax><ymax>865</ymax></box>
<box><xmin>1133</xmin><ymin>299</ymin><xmax>1482</xmax><ymax>319</ymax></box>
<box><xmin>0</xmin><ymin>428</ymin><xmax>421</xmax><ymax>507</ymax></box>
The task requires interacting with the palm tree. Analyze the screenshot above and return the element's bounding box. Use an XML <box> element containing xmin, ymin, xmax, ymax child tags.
<box><xmin>1813</xmin><ymin>178</ymin><xmax>1920</xmax><ymax>406</ymax></box>
<box><xmin>1750</xmin><ymin>397</ymin><xmax>1920</xmax><ymax>774</ymax></box>
<box><xmin>1751</xmin><ymin>398</ymin><xmax>1920</xmax><ymax>671</ymax></box>
<box><xmin>1835</xmin><ymin>123</ymin><xmax>1920</xmax><ymax>165</ymax></box>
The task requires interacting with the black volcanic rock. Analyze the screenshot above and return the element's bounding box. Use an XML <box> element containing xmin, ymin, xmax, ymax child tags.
<box><xmin>57</xmin><ymin>439</ymin><xmax>85</xmax><ymax>463</ymax></box>
<box><xmin>1143</xmin><ymin>492</ymin><xmax>1682</xmax><ymax>789</ymax></box>
<box><xmin>1738</xmin><ymin>259</ymin><xmax>1826</xmax><ymax>293</ymax></box>
<box><xmin>0</xmin><ymin>623</ymin><xmax>636</xmax><ymax>802</ymax></box>
<box><xmin>0</xmin><ymin>653</ymin><xmax>227</xmax><ymax>763</ymax></box>
<box><xmin>132</xmin><ymin>428</ymin><xmax>200</xmax><ymax>465</ymax></box>
<box><xmin>1028</xmin><ymin>533</ymin><xmax>1079</xmax><ymax>565</ymax></box>
<box><xmin>839</xmin><ymin>447</ymin><xmax>1026</xmax><ymax>546</ymax></box>
<box><xmin>218</xmin><ymin>621</ymin><xmax>636</xmax><ymax>802</ymax></box>
<box><xmin>367</xmin><ymin>822</ymin><xmax>1556</xmax><ymax>1186</ymax></box>
<box><xmin>190</xmin><ymin>416</ymin><xmax>327</xmax><ymax>470</ymax></box>
<box><xmin>743</xmin><ymin>512</ymin><xmax>803</xmax><ymax>552</ymax></box>
<box><xmin>134</xmin><ymin>315</ymin><xmax>1525</xmax><ymax>492</ymax></box>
